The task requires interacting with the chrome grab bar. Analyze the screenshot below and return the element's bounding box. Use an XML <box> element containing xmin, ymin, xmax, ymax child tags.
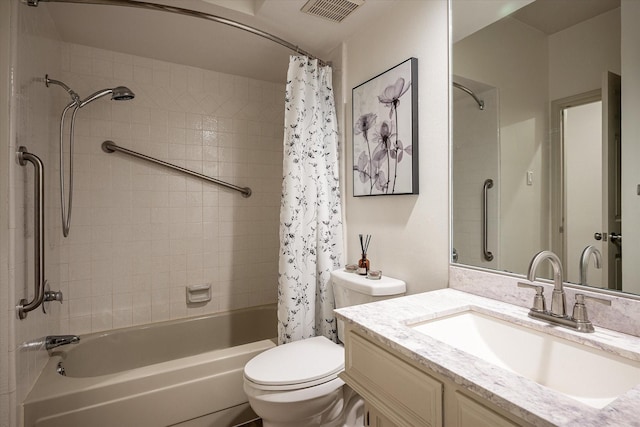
<box><xmin>101</xmin><ymin>141</ymin><xmax>252</xmax><ymax>197</ymax></box>
<box><xmin>17</xmin><ymin>147</ymin><xmax>46</xmax><ymax>319</ymax></box>
<box><xmin>482</xmin><ymin>178</ymin><xmax>494</xmax><ymax>261</ymax></box>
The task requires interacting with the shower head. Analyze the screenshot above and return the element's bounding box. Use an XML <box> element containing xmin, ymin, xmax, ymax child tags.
<box><xmin>44</xmin><ymin>75</ymin><xmax>135</xmax><ymax>107</ymax></box>
<box><xmin>46</xmin><ymin>75</ymin><xmax>135</xmax><ymax>238</ymax></box>
<box><xmin>112</xmin><ymin>86</ymin><xmax>135</xmax><ymax>101</ymax></box>
<box><xmin>45</xmin><ymin>74</ymin><xmax>80</xmax><ymax>103</ymax></box>
<box><xmin>79</xmin><ymin>86</ymin><xmax>135</xmax><ymax>108</ymax></box>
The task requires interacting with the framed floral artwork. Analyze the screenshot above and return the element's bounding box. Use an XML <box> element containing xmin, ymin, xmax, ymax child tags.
<box><xmin>352</xmin><ymin>57</ymin><xmax>418</xmax><ymax>196</ymax></box>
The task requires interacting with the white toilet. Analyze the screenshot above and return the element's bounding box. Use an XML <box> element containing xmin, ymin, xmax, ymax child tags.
<box><xmin>243</xmin><ymin>269</ymin><xmax>406</xmax><ymax>427</ymax></box>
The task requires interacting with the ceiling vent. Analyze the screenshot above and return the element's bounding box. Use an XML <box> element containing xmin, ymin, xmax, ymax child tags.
<box><xmin>301</xmin><ymin>0</ymin><xmax>365</xmax><ymax>23</ymax></box>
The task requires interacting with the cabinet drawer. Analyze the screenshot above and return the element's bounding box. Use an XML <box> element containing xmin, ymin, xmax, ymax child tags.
<box><xmin>343</xmin><ymin>331</ymin><xmax>443</xmax><ymax>427</ymax></box>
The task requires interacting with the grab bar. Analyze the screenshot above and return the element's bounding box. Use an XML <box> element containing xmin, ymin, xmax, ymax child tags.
<box><xmin>17</xmin><ymin>147</ymin><xmax>46</xmax><ymax>319</ymax></box>
<box><xmin>482</xmin><ymin>178</ymin><xmax>494</xmax><ymax>261</ymax></box>
<box><xmin>101</xmin><ymin>141</ymin><xmax>252</xmax><ymax>197</ymax></box>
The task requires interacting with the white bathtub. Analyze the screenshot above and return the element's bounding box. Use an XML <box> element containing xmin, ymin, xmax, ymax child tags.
<box><xmin>23</xmin><ymin>304</ymin><xmax>276</xmax><ymax>427</ymax></box>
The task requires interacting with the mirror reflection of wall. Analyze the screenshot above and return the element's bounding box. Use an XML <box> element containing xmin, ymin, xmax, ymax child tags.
<box><xmin>452</xmin><ymin>0</ymin><xmax>640</xmax><ymax>296</ymax></box>
<box><xmin>452</xmin><ymin>78</ymin><xmax>499</xmax><ymax>269</ymax></box>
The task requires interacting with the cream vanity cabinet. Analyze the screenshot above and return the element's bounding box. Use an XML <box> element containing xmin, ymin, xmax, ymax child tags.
<box><xmin>341</xmin><ymin>327</ymin><xmax>532</xmax><ymax>427</ymax></box>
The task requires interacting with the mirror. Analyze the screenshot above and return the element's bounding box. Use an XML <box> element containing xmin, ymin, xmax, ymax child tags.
<box><xmin>451</xmin><ymin>0</ymin><xmax>640</xmax><ymax>296</ymax></box>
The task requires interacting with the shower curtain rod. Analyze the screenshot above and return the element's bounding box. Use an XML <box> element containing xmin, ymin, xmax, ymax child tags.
<box><xmin>452</xmin><ymin>81</ymin><xmax>485</xmax><ymax>110</ymax></box>
<box><xmin>24</xmin><ymin>0</ymin><xmax>329</xmax><ymax>67</ymax></box>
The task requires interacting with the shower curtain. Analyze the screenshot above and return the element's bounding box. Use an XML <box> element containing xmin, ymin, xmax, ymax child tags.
<box><xmin>278</xmin><ymin>56</ymin><xmax>344</xmax><ymax>344</ymax></box>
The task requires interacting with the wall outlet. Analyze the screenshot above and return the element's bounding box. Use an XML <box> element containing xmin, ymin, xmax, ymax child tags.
<box><xmin>526</xmin><ymin>171</ymin><xmax>534</xmax><ymax>186</ymax></box>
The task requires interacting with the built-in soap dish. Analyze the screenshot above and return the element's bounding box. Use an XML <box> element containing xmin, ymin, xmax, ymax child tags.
<box><xmin>186</xmin><ymin>284</ymin><xmax>211</xmax><ymax>304</ymax></box>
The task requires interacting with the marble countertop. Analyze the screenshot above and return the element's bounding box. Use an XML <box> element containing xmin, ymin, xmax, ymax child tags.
<box><xmin>335</xmin><ymin>289</ymin><xmax>640</xmax><ymax>427</ymax></box>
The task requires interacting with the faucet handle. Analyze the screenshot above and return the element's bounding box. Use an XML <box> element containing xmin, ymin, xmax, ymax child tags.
<box><xmin>575</xmin><ymin>294</ymin><xmax>611</xmax><ymax>306</ymax></box>
<box><xmin>572</xmin><ymin>293</ymin><xmax>611</xmax><ymax>322</ymax></box>
<box><xmin>517</xmin><ymin>282</ymin><xmax>546</xmax><ymax>312</ymax></box>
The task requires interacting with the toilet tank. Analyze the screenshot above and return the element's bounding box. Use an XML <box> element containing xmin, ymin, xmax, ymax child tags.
<box><xmin>331</xmin><ymin>269</ymin><xmax>406</xmax><ymax>342</ymax></box>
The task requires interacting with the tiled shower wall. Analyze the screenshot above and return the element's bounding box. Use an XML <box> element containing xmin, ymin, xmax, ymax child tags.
<box><xmin>54</xmin><ymin>43</ymin><xmax>284</xmax><ymax>335</ymax></box>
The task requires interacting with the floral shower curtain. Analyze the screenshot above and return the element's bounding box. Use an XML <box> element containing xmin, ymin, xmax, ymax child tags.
<box><xmin>278</xmin><ymin>56</ymin><xmax>344</xmax><ymax>344</ymax></box>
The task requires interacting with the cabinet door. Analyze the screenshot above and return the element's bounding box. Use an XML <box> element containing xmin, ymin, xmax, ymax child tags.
<box><xmin>364</xmin><ymin>401</ymin><xmax>399</xmax><ymax>427</ymax></box>
<box><xmin>454</xmin><ymin>392</ymin><xmax>520</xmax><ymax>427</ymax></box>
<box><xmin>343</xmin><ymin>331</ymin><xmax>443</xmax><ymax>427</ymax></box>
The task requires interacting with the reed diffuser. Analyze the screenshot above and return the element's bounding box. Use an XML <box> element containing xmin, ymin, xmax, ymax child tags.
<box><xmin>357</xmin><ymin>234</ymin><xmax>371</xmax><ymax>275</ymax></box>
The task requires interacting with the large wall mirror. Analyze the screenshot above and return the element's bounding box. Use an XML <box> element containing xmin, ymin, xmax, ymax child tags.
<box><xmin>451</xmin><ymin>0</ymin><xmax>640</xmax><ymax>296</ymax></box>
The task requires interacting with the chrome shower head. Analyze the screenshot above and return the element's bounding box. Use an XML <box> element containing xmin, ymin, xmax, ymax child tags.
<box><xmin>112</xmin><ymin>86</ymin><xmax>135</xmax><ymax>101</ymax></box>
<box><xmin>79</xmin><ymin>86</ymin><xmax>135</xmax><ymax>108</ymax></box>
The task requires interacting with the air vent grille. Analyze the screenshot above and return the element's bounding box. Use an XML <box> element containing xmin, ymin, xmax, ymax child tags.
<box><xmin>301</xmin><ymin>0</ymin><xmax>365</xmax><ymax>23</ymax></box>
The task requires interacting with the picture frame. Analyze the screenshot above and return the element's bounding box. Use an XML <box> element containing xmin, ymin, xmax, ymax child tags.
<box><xmin>352</xmin><ymin>57</ymin><xmax>418</xmax><ymax>197</ymax></box>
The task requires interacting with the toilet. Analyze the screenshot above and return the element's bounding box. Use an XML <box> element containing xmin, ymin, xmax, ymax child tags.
<box><xmin>243</xmin><ymin>269</ymin><xmax>406</xmax><ymax>427</ymax></box>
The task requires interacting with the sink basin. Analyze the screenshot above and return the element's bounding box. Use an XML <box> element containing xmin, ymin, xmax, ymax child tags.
<box><xmin>410</xmin><ymin>309</ymin><xmax>640</xmax><ymax>408</ymax></box>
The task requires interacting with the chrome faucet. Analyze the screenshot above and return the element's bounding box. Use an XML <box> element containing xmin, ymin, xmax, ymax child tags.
<box><xmin>527</xmin><ymin>250</ymin><xmax>565</xmax><ymax>317</ymax></box>
<box><xmin>518</xmin><ymin>250</ymin><xmax>611</xmax><ymax>333</ymax></box>
<box><xmin>579</xmin><ymin>245</ymin><xmax>602</xmax><ymax>286</ymax></box>
<box><xmin>45</xmin><ymin>335</ymin><xmax>80</xmax><ymax>350</ymax></box>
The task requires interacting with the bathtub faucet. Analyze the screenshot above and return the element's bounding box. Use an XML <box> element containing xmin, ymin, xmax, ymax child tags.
<box><xmin>45</xmin><ymin>335</ymin><xmax>80</xmax><ymax>350</ymax></box>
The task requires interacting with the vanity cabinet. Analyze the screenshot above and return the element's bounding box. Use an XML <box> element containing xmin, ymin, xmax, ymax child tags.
<box><xmin>341</xmin><ymin>327</ymin><xmax>530</xmax><ymax>427</ymax></box>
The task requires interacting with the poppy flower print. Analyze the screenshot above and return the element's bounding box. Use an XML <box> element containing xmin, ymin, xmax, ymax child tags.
<box><xmin>352</xmin><ymin>58</ymin><xmax>419</xmax><ymax>196</ymax></box>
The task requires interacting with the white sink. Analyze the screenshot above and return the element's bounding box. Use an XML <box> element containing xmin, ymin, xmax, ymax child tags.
<box><xmin>410</xmin><ymin>309</ymin><xmax>640</xmax><ymax>408</ymax></box>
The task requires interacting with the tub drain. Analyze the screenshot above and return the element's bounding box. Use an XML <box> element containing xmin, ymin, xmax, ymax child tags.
<box><xmin>56</xmin><ymin>362</ymin><xmax>66</xmax><ymax>376</ymax></box>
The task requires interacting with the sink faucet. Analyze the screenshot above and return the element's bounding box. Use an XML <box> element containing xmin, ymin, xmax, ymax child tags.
<box><xmin>45</xmin><ymin>335</ymin><xmax>80</xmax><ymax>350</ymax></box>
<box><xmin>579</xmin><ymin>245</ymin><xmax>602</xmax><ymax>286</ymax></box>
<box><xmin>527</xmin><ymin>250</ymin><xmax>565</xmax><ymax>317</ymax></box>
<box><xmin>519</xmin><ymin>250</ymin><xmax>611</xmax><ymax>332</ymax></box>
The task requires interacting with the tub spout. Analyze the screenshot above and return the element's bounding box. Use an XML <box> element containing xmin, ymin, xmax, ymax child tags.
<box><xmin>45</xmin><ymin>335</ymin><xmax>80</xmax><ymax>350</ymax></box>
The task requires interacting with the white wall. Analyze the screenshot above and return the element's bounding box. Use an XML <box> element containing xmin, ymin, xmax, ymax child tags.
<box><xmin>548</xmin><ymin>8</ymin><xmax>620</xmax><ymax>101</ymax></box>
<box><xmin>453</xmin><ymin>17</ymin><xmax>549</xmax><ymax>276</ymax></box>
<box><xmin>343</xmin><ymin>0</ymin><xmax>449</xmax><ymax>293</ymax></box>
<box><xmin>621</xmin><ymin>0</ymin><xmax>640</xmax><ymax>294</ymax></box>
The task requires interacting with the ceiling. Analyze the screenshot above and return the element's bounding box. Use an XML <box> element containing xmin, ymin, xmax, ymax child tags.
<box><xmin>511</xmin><ymin>0</ymin><xmax>620</xmax><ymax>35</ymax></box>
<box><xmin>43</xmin><ymin>0</ymin><xmax>399</xmax><ymax>83</ymax></box>
<box><xmin>452</xmin><ymin>0</ymin><xmax>620</xmax><ymax>44</ymax></box>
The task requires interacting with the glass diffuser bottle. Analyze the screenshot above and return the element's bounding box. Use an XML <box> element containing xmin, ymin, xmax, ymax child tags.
<box><xmin>357</xmin><ymin>234</ymin><xmax>371</xmax><ymax>275</ymax></box>
<box><xmin>357</xmin><ymin>254</ymin><xmax>370</xmax><ymax>275</ymax></box>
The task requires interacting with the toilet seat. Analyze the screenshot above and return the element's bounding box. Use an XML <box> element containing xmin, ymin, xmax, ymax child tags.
<box><xmin>244</xmin><ymin>336</ymin><xmax>344</xmax><ymax>391</ymax></box>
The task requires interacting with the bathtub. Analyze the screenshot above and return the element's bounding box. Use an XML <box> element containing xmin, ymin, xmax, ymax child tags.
<box><xmin>23</xmin><ymin>304</ymin><xmax>276</xmax><ymax>427</ymax></box>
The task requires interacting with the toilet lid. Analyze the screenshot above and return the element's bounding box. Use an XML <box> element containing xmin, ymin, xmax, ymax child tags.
<box><xmin>244</xmin><ymin>336</ymin><xmax>344</xmax><ymax>388</ymax></box>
